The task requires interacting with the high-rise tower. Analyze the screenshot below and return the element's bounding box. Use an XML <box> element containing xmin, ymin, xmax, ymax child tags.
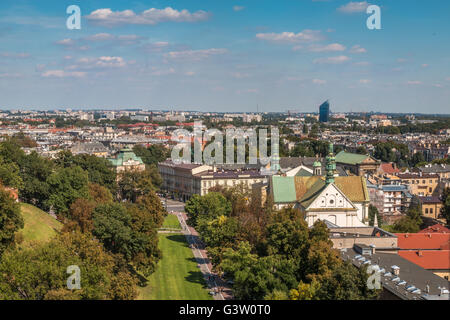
<box><xmin>319</xmin><ymin>100</ymin><xmax>330</xmax><ymax>123</ymax></box>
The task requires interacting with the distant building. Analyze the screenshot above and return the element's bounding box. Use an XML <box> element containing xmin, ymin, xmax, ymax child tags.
<box><xmin>319</xmin><ymin>100</ymin><xmax>330</xmax><ymax>123</ymax></box>
<box><xmin>397</xmin><ymin>172</ymin><xmax>440</xmax><ymax>197</ymax></box>
<box><xmin>335</xmin><ymin>151</ymin><xmax>381</xmax><ymax>176</ymax></box>
<box><xmin>396</xmin><ymin>232</ymin><xmax>450</xmax><ymax>280</ymax></box>
<box><xmin>419</xmin><ymin>196</ymin><xmax>444</xmax><ymax>221</ymax></box>
<box><xmin>71</xmin><ymin>142</ymin><xmax>109</xmax><ymax>157</ymax></box>
<box><xmin>158</xmin><ymin>161</ymin><xmax>267</xmax><ymax>202</ymax></box>
<box><xmin>108</xmin><ymin>149</ymin><xmax>146</xmax><ymax>173</ymax></box>
<box><xmin>267</xmin><ymin>144</ymin><xmax>371</xmax><ymax>227</ymax></box>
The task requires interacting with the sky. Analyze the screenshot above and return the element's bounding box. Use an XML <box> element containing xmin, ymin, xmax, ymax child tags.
<box><xmin>0</xmin><ymin>0</ymin><xmax>449</xmax><ymax>113</ymax></box>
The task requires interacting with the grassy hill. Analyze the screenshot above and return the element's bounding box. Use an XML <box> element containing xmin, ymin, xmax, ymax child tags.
<box><xmin>18</xmin><ymin>203</ymin><xmax>63</xmax><ymax>245</ymax></box>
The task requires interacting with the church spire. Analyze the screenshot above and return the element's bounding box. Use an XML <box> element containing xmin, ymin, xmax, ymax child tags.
<box><xmin>325</xmin><ymin>143</ymin><xmax>336</xmax><ymax>185</ymax></box>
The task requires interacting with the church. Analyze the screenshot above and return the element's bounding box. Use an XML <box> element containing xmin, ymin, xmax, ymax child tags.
<box><xmin>268</xmin><ymin>144</ymin><xmax>370</xmax><ymax>228</ymax></box>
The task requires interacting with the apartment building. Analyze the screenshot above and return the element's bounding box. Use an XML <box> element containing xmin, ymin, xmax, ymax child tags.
<box><xmin>158</xmin><ymin>160</ymin><xmax>267</xmax><ymax>201</ymax></box>
<box><xmin>397</xmin><ymin>172</ymin><xmax>440</xmax><ymax>196</ymax></box>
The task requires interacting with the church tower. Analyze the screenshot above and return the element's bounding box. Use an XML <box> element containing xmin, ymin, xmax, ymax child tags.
<box><xmin>325</xmin><ymin>143</ymin><xmax>336</xmax><ymax>185</ymax></box>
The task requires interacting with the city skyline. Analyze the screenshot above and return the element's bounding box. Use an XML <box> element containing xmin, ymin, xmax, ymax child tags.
<box><xmin>0</xmin><ymin>0</ymin><xmax>449</xmax><ymax>113</ymax></box>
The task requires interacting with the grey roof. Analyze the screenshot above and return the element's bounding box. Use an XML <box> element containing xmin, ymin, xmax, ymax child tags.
<box><xmin>419</xmin><ymin>164</ymin><xmax>450</xmax><ymax>174</ymax></box>
<box><xmin>71</xmin><ymin>142</ymin><xmax>108</xmax><ymax>154</ymax></box>
<box><xmin>342</xmin><ymin>249</ymin><xmax>449</xmax><ymax>300</ymax></box>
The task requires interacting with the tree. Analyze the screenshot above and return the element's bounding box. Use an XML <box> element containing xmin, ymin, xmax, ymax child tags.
<box><xmin>315</xmin><ymin>263</ymin><xmax>379</xmax><ymax>300</ymax></box>
<box><xmin>185</xmin><ymin>192</ymin><xmax>232</xmax><ymax>227</ymax></box>
<box><xmin>88</xmin><ymin>183</ymin><xmax>113</xmax><ymax>204</ymax></box>
<box><xmin>66</xmin><ymin>198</ymin><xmax>96</xmax><ymax>233</ymax></box>
<box><xmin>443</xmin><ymin>188</ymin><xmax>450</xmax><ymax>225</ymax></box>
<box><xmin>356</xmin><ymin>146</ymin><xmax>367</xmax><ymax>155</ymax></box>
<box><xmin>289</xmin><ymin>280</ymin><xmax>320</xmax><ymax>300</ymax></box>
<box><xmin>0</xmin><ymin>231</ymin><xmax>137</xmax><ymax>300</ymax></box>
<box><xmin>92</xmin><ymin>203</ymin><xmax>161</xmax><ymax>276</ymax></box>
<box><xmin>117</xmin><ymin>167</ymin><xmax>162</xmax><ymax>202</ymax></box>
<box><xmin>0</xmin><ymin>187</ymin><xmax>23</xmax><ymax>256</ymax></box>
<box><xmin>55</xmin><ymin>152</ymin><xmax>117</xmax><ymax>192</ymax></box>
<box><xmin>18</xmin><ymin>151</ymin><xmax>53</xmax><ymax>210</ymax></box>
<box><xmin>410</xmin><ymin>152</ymin><xmax>426</xmax><ymax>167</ymax></box>
<box><xmin>46</xmin><ymin>166</ymin><xmax>89</xmax><ymax>216</ymax></box>
<box><xmin>0</xmin><ymin>161</ymin><xmax>23</xmax><ymax>189</ymax></box>
<box><xmin>368</xmin><ymin>205</ymin><xmax>381</xmax><ymax>226</ymax></box>
<box><xmin>220</xmin><ymin>242</ymin><xmax>296</xmax><ymax>300</ymax></box>
<box><xmin>133</xmin><ymin>144</ymin><xmax>170</xmax><ymax>166</ymax></box>
<box><xmin>392</xmin><ymin>216</ymin><xmax>421</xmax><ymax>233</ymax></box>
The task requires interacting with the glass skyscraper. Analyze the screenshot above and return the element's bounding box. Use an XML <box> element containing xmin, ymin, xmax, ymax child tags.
<box><xmin>319</xmin><ymin>100</ymin><xmax>330</xmax><ymax>123</ymax></box>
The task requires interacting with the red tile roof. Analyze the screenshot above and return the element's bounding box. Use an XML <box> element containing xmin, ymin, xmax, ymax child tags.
<box><xmin>399</xmin><ymin>250</ymin><xmax>450</xmax><ymax>270</ymax></box>
<box><xmin>379</xmin><ymin>163</ymin><xmax>400</xmax><ymax>174</ymax></box>
<box><xmin>418</xmin><ymin>224</ymin><xmax>450</xmax><ymax>234</ymax></box>
<box><xmin>396</xmin><ymin>233</ymin><xmax>450</xmax><ymax>250</ymax></box>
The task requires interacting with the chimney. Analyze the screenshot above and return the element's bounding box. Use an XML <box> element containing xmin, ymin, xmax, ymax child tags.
<box><xmin>392</xmin><ymin>265</ymin><xmax>400</xmax><ymax>276</ymax></box>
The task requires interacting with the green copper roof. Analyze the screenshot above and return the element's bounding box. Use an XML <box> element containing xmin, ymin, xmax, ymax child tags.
<box><xmin>108</xmin><ymin>149</ymin><xmax>144</xmax><ymax>166</ymax></box>
<box><xmin>271</xmin><ymin>176</ymin><xmax>297</xmax><ymax>203</ymax></box>
<box><xmin>296</xmin><ymin>168</ymin><xmax>313</xmax><ymax>177</ymax></box>
<box><xmin>335</xmin><ymin>151</ymin><xmax>370</xmax><ymax>165</ymax></box>
<box><xmin>313</xmin><ymin>161</ymin><xmax>321</xmax><ymax>167</ymax></box>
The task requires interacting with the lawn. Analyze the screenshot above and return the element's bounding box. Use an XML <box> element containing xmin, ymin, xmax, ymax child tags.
<box><xmin>18</xmin><ymin>203</ymin><xmax>63</xmax><ymax>245</ymax></box>
<box><xmin>162</xmin><ymin>214</ymin><xmax>181</xmax><ymax>230</ymax></box>
<box><xmin>137</xmin><ymin>233</ymin><xmax>213</xmax><ymax>300</ymax></box>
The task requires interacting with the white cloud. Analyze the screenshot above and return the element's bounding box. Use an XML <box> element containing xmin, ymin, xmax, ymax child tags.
<box><xmin>349</xmin><ymin>45</ymin><xmax>367</xmax><ymax>53</ymax></box>
<box><xmin>83</xmin><ymin>33</ymin><xmax>115</xmax><ymax>41</ymax></box>
<box><xmin>165</xmin><ymin>48</ymin><xmax>227</xmax><ymax>61</ymax></box>
<box><xmin>407</xmin><ymin>81</ymin><xmax>422</xmax><ymax>85</ymax></box>
<box><xmin>312</xmin><ymin>79</ymin><xmax>327</xmax><ymax>85</ymax></box>
<box><xmin>354</xmin><ymin>61</ymin><xmax>370</xmax><ymax>66</ymax></box>
<box><xmin>233</xmin><ymin>6</ymin><xmax>245</xmax><ymax>12</ymax></box>
<box><xmin>337</xmin><ymin>2</ymin><xmax>370</xmax><ymax>14</ymax></box>
<box><xmin>144</xmin><ymin>41</ymin><xmax>170</xmax><ymax>52</ymax></box>
<box><xmin>308</xmin><ymin>43</ymin><xmax>346</xmax><ymax>52</ymax></box>
<box><xmin>86</xmin><ymin>7</ymin><xmax>211</xmax><ymax>26</ymax></box>
<box><xmin>67</xmin><ymin>56</ymin><xmax>127</xmax><ymax>70</ymax></box>
<box><xmin>41</xmin><ymin>70</ymin><xmax>86</xmax><ymax>78</ymax></box>
<box><xmin>421</xmin><ymin>64</ymin><xmax>429</xmax><ymax>68</ymax></box>
<box><xmin>56</xmin><ymin>38</ymin><xmax>75</xmax><ymax>46</ymax></box>
<box><xmin>256</xmin><ymin>30</ymin><xmax>323</xmax><ymax>43</ymax></box>
<box><xmin>359</xmin><ymin>79</ymin><xmax>371</xmax><ymax>84</ymax></box>
<box><xmin>313</xmin><ymin>55</ymin><xmax>351</xmax><ymax>64</ymax></box>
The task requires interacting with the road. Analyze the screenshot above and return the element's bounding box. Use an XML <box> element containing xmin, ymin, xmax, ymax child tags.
<box><xmin>163</xmin><ymin>198</ymin><xmax>233</xmax><ymax>300</ymax></box>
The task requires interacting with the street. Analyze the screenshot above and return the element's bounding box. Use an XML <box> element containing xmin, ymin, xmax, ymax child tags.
<box><xmin>163</xmin><ymin>198</ymin><xmax>233</xmax><ymax>300</ymax></box>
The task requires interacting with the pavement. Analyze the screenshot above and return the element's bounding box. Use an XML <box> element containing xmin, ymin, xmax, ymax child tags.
<box><xmin>163</xmin><ymin>198</ymin><xmax>233</xmax><ymax>300</ymax></box>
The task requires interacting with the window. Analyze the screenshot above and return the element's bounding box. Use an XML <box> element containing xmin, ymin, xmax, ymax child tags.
<box><xmin>430</xmin><ymin>208</ymin><xmax>433</xmax><ymax>214</ymax></box>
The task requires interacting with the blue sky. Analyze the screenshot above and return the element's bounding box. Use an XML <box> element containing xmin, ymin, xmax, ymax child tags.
<box><xmin>0</xmin><ymin>0</ymin><xmax>449</xmax><ymax>113</ymax></box>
